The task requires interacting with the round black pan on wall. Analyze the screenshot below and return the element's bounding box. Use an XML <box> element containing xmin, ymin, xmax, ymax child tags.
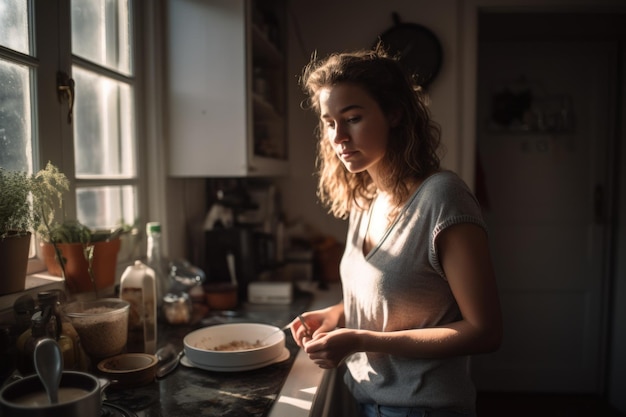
<box><xmin>375</xmin><ymin>12</ymin><xmax>443</xmax><ymax>88</ymax></box>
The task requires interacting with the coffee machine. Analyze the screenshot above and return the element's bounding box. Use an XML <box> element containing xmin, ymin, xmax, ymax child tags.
<box><xmin>200</xmin><ymin>179</ymin><xmax>279</xmax><ymax>302</ymax></box>
<box><xmin>204</xmin><ymin>227</ymin><xmax>275</xmax><ymax>302</ymax></box>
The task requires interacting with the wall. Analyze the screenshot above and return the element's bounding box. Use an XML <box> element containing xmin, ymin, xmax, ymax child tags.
<box><xmin>278</xmin><ymin>0</ymin><xmax>463</xmax><ymax>243</ymax></box>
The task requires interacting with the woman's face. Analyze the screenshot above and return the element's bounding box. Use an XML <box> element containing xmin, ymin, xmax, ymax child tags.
<box><xmin>318</xmin><ymin>83</ymin><xmax>392</xmax><ymax>175</ymax></box>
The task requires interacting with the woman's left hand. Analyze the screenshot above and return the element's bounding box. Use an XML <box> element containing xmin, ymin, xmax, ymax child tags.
<box><xmin>303</xmin><ymin>328</ymin><xmax>360</xmax><ymax>369</ymax></box>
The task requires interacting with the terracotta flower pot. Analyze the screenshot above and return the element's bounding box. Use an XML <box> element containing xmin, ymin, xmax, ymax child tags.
<box><xmin>0</xmin><ymin>232</ymin><xmax>31</xmax><ymax>295</ymax></box>
<box><xmin>41</xmin><ymin>239</ymin><xmax>121</xmax><ymax>294</ymax></box>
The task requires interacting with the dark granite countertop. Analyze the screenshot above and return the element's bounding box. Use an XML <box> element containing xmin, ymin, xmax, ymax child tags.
<box><xmin>104</xmin><ymin>290</ymin><xmax>313</xmax><ymax>417</ymax></box>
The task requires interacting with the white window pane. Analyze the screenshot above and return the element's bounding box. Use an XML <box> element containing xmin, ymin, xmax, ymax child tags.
<box><xmin>72</xmin><ymin>67</ymin><xmax>136</xmax><ymax>178</ymax></box>
<box><xmin>77</xmin><ymin>185</ymin><xmax>136</xmax><ymax>230</ymax></box>
<box><xmin>71</xmin><ymin>0</ymin><xmax>131</xmax><ymax>75</ymax></box>
<box><xmin>0</xmin><ymin>60</ymin><xmax>33</xmax><ymax>173</ymax></box>
<box><xmin>0</xmin><ymin>0</ymin><xmax>29</xmax><ymax>54</ymax></box>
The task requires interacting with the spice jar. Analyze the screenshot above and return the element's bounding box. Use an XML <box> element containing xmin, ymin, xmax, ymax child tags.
<box><xmin>163</xmin><ymin>293</ymin><xmax>192</xmax><ymax>325</ymax></box>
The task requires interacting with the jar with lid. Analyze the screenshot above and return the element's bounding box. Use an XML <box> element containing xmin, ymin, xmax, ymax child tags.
<box><xmin>163</xmin><ymin>292</ymin><xmax>192</xmax><ymax>325</ymax></box>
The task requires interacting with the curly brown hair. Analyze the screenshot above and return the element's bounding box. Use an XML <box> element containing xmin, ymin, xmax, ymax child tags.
<box><xmin>300</xmin><ymin>46</ymin><xmax>443</xmax><ymax>219</ymax></box>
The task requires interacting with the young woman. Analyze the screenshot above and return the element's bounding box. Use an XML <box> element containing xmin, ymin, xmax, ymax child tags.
<box><xmin>289</xmin><ymin>47</ymin><xmax>502</xmax><ymax>417</ymax></box>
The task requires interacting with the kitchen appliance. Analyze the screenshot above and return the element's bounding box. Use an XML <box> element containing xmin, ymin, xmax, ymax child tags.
<box><xmin>203</xmin><ymin>228</ymin><xmax>275</xmax><ymax>302</ymax></box>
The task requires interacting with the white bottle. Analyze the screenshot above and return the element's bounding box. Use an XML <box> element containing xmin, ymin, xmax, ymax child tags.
<box><xmin>119</xmin><ymin>261</ymin><xmax>157</xmax><ymax>354</ymax></box>
<box><xmin>146</xmin><ymin>222</ymin><xmax>170</xmax><ymax>308</ymax></box>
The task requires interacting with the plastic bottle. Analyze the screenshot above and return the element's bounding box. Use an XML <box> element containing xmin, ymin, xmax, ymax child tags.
<box><xmin>120</xmin><ymin>260</ymin><xmax>157</xmax><ymax>354</ymax></box>
<box><xmin>146</xmin><ymin>222</ymin><xmax>170</xmax><ymax>309</ymax></box>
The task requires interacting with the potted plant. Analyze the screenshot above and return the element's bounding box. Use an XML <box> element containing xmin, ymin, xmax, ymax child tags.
<box><xmin>39</xmin><ymin>220</ymin><xmax>128</xmax><ymax>297</ymax></box>
<box><xmin>0</xmin><ymin>162</ymin><xmax>69</xmax><ymax>295</ymax></box>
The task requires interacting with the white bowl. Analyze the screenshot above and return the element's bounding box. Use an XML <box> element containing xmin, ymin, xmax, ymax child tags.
<box><xmin>183</xmin><ymin>323</ymin><xmax>285</xmax><ymax>368</ymax></box>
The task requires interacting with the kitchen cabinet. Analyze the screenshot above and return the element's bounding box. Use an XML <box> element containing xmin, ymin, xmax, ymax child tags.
<box><xmin>166</xmin><ymin>0</ymin><xmax>288</xmax><ymax>177</ymax></box>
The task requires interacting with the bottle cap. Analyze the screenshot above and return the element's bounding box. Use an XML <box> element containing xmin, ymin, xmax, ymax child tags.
<box><xmin>146</xmin><ymin>222</ymin><xmax>161</xmax><ymax>234</ymax></box>
<box><xmin>37</xmin><ymin>291</ymin><xmax>58</xmax><ymax>304</ymax></box>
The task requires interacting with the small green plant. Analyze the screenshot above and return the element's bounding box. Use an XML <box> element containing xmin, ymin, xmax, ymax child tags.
<box><xmin>0</xmin><ymin>162</ymin><xmax>69</xmax><ymax>240</ymax></box>
<box><xmin>42</xmin><ymin>219</ymin><xmax>129</xmax><ymax>296</ymax></box>
<box><xmin>0</xmin><ymin>169</ymin><xmax>32</xmax><ymax>239</ymax></box>
<box><xmin>0</xmin><ymin>162</ymin><xmax>69</xmax><ymax>294</ymax></box>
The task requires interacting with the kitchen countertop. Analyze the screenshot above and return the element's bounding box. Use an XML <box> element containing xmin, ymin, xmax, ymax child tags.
<box><xmin>268</xmin><ymin>282</ymin><xmax>342</xmax><ymax>417</ymax></box>
<box><xmin>103</xmin><ymin>281</ymin><xmax>343</xmax><ymax>417</ymax></box>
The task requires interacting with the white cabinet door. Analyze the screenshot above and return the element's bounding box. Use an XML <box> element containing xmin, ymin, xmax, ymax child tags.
<box><xmin>166</xmin><ymin>0</ymin><xmax>288</xmax><ymax>177</ymax></box>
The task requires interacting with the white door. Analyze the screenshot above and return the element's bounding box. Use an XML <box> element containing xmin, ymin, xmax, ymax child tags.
<box><xmin>472</xmin><ymin>41</ymin><xmax>615</xmax><ymax>392</ymax></box>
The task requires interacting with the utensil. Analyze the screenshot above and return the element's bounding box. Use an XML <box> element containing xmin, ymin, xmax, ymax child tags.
<box><xmin>259</xmin><ymin>324</ymin><xmax>290</xmax><ymax>344</ymax></box>
<box><xmin>375</xmin><ymin>12</ymin><xmax>443</xmax><ymax>88</ymax></box>
<box><xmin>259</xmin><ymin>315</ymin><xmax>310</xmax><ymax>344</ymax></box>
<box><xmin>34</xmin><ymin>338</ymin><xmax>62</xmax><ymax>404</ymax></box>
<box><xmin>155</xmin><ymin>345</ymin><xmax>183</xmax><ymax>379</ymax></box>
<box><xmin>226</xmin><ymin>252</ymin><xmax>238</xmax><ymax>286</ymax></box>
<box><xmin>298</xmin><ymin>315</ymin><xmax>312</xmax><ymax>338</ymax></box>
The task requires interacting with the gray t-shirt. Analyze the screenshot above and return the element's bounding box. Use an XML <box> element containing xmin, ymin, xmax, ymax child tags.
<box><xmin>341</xmin><ymin>170</ymin><xmax>486</xmax><ymax>413</ymax></box>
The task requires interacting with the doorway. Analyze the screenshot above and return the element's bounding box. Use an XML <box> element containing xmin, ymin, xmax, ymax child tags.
<box><xmin>471</xmin><ymin>12</ymin><xmax>621</xmax><ymax>393</ymax></box>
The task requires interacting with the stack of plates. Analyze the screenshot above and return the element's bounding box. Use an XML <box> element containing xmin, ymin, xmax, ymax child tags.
<box><xmin>182</xmin><ymin>323</ymin><xmax>288</xmax><ymax>372</ymax></box>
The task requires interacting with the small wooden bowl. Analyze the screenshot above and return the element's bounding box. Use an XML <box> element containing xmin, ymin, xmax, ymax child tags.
<box><xmin>97</xmin><ymin>353</ymin><xmax>158</xmax><ymax>388</ymax></box>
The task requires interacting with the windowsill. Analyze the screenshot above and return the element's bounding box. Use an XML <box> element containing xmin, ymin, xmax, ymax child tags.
<box><xmin>1</xmin><ymin>261</ymin><xmax>132</xmax><ymax>315</ymax></box>
<box><xmin>0</xmin><ymin>273</ymin><xmax>66</xmax><ymax>313</ymax></box>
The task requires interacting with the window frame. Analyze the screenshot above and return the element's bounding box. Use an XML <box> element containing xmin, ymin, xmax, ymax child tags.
<box><xmin>22</xmin><ymin>0</ymin><xmax>149</xmax><ymax>273</ymax></box>
<box><xmin>1</xmin><ymin>0</ymin><xmax>168</xmax><ymax>277</ymax></box>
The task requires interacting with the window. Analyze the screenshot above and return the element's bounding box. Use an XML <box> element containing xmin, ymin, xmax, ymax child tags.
<box><xmin>0</xmin><ymin>0</ymin><xmax>142</xmax><ymax>267</ymax></box>
<box><xmin>71</xmin><ymin>0</ymin><xmax>138</xmax><ymax>231</ymax></box>
<box><xmin>0</xmin><ymin>0</ymin><xmax>33</xmax><ymax>174</ymax></box>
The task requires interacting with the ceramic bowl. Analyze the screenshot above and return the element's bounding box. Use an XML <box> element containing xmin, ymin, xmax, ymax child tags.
<box><xmin>63</xmin><ymin>298</ymin><xmax>130</xmax><ymax>359</ymax></box>
<box><xmin>97</xmin><ymin>353</ymin><xmax>158</xmax><ymax>388</ymax></box>
<box><xmin>183</xmin><ymin>323</ymin><xmax>285</xmax><ymax>369</ymax></box>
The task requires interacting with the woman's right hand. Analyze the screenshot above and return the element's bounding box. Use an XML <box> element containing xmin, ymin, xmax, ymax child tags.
<box><xmin>289</xmin><ymin>302</ymin><xmax>344</xmax><ymax>348</ymax></box>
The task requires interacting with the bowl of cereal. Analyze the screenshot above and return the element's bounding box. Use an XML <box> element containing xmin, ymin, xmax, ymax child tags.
<box><xmin>183</xmin><ymin>323</ymin><xmax>287</xmax><ymax>371</ymax></box>
<box><xmin>63</xmin><ymin>298</ymin><xmax>130</xmax><ymax>360</ymax></box>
